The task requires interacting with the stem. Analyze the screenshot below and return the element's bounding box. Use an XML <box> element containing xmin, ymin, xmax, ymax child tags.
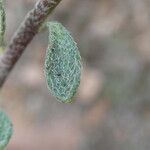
<box><xmin>0</xmin><ymin>0</ymin><xmax>62</xmax><ymax>87</ymax></box>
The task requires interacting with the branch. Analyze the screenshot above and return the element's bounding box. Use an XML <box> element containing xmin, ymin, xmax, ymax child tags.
<box><xmin>0</xmin><ymin>0</ymin><xmax>62</xmax><ymax>87</ymax></box>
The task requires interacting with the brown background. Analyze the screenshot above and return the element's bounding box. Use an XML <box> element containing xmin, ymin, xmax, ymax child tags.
<box><xmin>1</xmin><ymin>0</ymin><xmax>150</xmax><ymax>150</ymax></box>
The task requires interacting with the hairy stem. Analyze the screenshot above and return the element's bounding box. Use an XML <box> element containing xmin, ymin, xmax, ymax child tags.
<box><xmin>0</xmin><ymin>0</ymin><xmax>62</xmax><ymax>87</ymax></box>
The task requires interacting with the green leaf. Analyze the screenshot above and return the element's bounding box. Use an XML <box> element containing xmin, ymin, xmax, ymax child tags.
<box><xmin>45</xmin><ymin>22</ymin><xmax>82</xmax><ymax>103</ymax></box>
<box><xmin>0</xmin><ymin>0</ymin><xmax>5</xmax><ymax>47</ymax></box>
<box><xmin>0</xmin><ymin>111</ymin><xmax>13</xmax><ymax>150</ymax></box>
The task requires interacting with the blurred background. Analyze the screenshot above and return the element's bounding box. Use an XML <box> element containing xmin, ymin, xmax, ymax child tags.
<box><xmin>1</xmin><ymin>0</ymin><xmax>150</xmax><ymax>149</ymax></box>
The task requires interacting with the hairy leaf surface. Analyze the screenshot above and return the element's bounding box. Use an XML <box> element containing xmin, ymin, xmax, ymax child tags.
<box><xmin>0</xmin><ymin>111</ymin><xmax>12</xmax><ymax>150</ymax></box>
<box><xmin>0</xmin><ymin>0</ymin><xmax>5</xmax><ymax>46</ymax></box>
<box><xmin>45</xmin><ymin>22</ymin><xmax>81</xmax><ymax>103</ymax></box>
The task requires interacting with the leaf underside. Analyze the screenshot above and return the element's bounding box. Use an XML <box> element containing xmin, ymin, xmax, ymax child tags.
<box><xmin>45</xmin><ymin>22</ymin><xmax>81</xmax><ymax>103</ymax></box>
<box><xmin>0</xmin><ymin>111</ymin><xmax>13</xmax><ymax>150</ymax></box>
<box><xmin>0</xmin><ymin>0</ymin><xmax>5</xmax><ymax>46</ymax></box>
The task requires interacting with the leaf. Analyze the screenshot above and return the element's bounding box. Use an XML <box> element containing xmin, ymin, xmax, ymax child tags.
<box><xmin>45</xmin><ymin>22</ymin><xmax>82</xmax><ymax>103</ymax></box>
<box><xmin>0</xmin><ymin>111</ymin><xmax>13</xmax><ymax>150</ymax></box>
<box><xmin>0</xmin><ymin>0</ymin><xmax>5</xmax><ymax>46</ymax></box>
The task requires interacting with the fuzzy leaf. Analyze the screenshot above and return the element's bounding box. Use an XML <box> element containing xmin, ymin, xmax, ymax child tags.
<box><xmin>0</xmin><ymin>0</ymin><xmax>5</xmax><ymax>46</ymax></box>
<box><xmin>45</xmin><ymin>22</ymin><xmax>81</xmax><ymax>103</ymax></box>
<box><xmin>0</xmin><ymin>111</ymin><xmax>12</xmax><ymax>150</ymax></box>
